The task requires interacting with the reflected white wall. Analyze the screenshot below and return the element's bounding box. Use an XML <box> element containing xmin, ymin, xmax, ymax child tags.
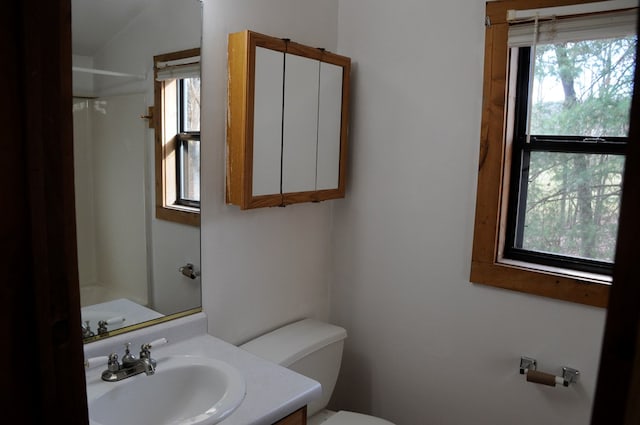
<box><xmin>73</xmin><ymin>98</ymin><xmax>97</xmax><ymax>289</ymax></box>
<box><xmin>73</xmin><ymin>94</ymin><xmax>148</xmax><ymax>307</ymax></box>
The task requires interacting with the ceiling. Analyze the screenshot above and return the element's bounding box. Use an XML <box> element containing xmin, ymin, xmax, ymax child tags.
<box><xmin>72</xmin><ymin>0</ymin><xmax>156</xmax><ymax>56</ymax></box>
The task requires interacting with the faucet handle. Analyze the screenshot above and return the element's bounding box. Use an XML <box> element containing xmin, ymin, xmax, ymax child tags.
<box><xmin>84</xmin><ymin>355</ymin><xmax>109</xmax><ymax>369</ymax></box>
<box><xmin>140</xmin><ymin>337</ymin><xmax>168</xmax><ymax>358</ymax></box>
<box><xmin>97</xmin><ymin>316</ymin><xmax>126</xmax><ymax>335</ymax></box>
<box><xmin>104</xmin><ymin>316</ymin><xmax>126</xmax><ymax>326</ymax></box>
<box><xmin>148</xmin><ymin>337</ymin><xmax>168</xmax><ymax>348</ymax></box>
<box><xmin>141</xmin><ymin>337</ymin><xmax>168</xmax><ymax>351</ymax></box>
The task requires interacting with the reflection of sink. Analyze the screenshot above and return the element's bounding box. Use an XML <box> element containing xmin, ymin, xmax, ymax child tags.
<box><xmin>88</xmin><ymin>355</ymin><xmax>246</xmax><ymax>425</ymax></box>
<box><xmin>81</xmin><ymin>310</ymin><xmax>126</xmax><ymax>332</ymax></box>
<box><xmin>80</xmin><ymin>299</ymin><xmax>164</xmax><ymax>337</ymax></box>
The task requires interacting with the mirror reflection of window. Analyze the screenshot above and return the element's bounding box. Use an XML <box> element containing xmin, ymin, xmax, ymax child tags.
<box><xmin>154</xmin><ymin>49</ymin><xmax>202</xmax><ymax>225</ymax></box>
<box><xmin>177</xmin><ymin>77</ymin><xmax>201</xmax><ymax>208</ymax></box>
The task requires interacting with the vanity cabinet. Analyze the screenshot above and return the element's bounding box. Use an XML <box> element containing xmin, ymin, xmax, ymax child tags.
<box><xmin>273</xmin><ymin>406</ymin><xmax>307</xmax><ymax>425</ymax></box>
<box><xmin>227</xmin><ymin>30</ymin><xmax>351</xmax><ymax>209</ymax></box>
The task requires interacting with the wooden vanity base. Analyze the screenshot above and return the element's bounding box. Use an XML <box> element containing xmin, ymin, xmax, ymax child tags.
<box><xmin>273</xmin><ymin>406</ymin><xmax>307</xmax><ymax>425</ymax></box>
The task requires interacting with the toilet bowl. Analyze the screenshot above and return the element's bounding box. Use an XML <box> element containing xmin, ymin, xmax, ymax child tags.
<box><xmin>240</xmin><ymin>319</ymin><xmax>395</xmax><ymax>425</ymax></box>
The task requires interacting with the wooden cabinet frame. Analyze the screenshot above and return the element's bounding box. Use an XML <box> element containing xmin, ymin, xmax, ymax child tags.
<box><xmin>227</xmin><ymin>30</ymin><xmax>351</xmax><ymax>209</ymax></box>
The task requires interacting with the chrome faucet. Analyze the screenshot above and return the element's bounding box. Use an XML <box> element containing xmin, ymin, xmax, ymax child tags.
<box><xmin>99</xmin><ymin>338</ymin><xmax>168</xmax><ymax>382</ymax></box>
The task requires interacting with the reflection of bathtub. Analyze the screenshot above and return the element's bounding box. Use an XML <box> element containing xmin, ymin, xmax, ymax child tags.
<box><xmin>80</xmin><ymin>285</ymin><xmax>146</xmax><ymax>307</ymax></box>
<box><xmin>81</xmin><ymin>298</ymin><xmax>164</xmax><ymax>335</ymax></box>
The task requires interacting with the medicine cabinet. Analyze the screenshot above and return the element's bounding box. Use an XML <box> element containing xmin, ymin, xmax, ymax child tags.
<box><xmin>226</xmin><ymin>30</ymin><xmax>351</xmax><ymax>209</ymax></box>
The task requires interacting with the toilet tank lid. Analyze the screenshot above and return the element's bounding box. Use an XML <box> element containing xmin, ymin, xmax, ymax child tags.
<box><xmin>240</xmin><ymin>319</ymin><xmax>347</xmax><ymax>367</ymax></box>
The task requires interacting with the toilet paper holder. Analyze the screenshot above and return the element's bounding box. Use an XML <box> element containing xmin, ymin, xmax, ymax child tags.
<box><xmin>519</xmin><ymin>356</ymin><xmax>579</xmax><ymax>387</ymax></box>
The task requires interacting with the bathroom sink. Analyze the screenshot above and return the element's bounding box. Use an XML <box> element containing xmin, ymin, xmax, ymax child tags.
<box><xmin>87</xmin><ymin>355</ymin><xmax>246</xmax><ymax>425</ymax></box>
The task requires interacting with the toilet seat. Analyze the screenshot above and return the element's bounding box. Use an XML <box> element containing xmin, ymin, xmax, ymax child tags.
<box><xmin>312</xmin><ymin>410</ymin><xmax>395</xmax><ymax>425</ymax></box>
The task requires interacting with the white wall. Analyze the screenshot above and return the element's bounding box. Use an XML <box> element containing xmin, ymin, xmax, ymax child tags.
<box><xmin>91</xmin><ymin>0</ymin><xmax>202</xmax><ymax>314</ymax></box>
<box><xmin>200</xmin><ymin>0</ymin><xmax>339</xmax><ymax>344</ymax></box>
<box><xmin>72</xmin><ymin>93</ymin><xmax>149</xmax><ymax>307</ymax></box>
<box><xmin>328</xmin><ymin>1</ymin><xmax>606</xmax><ymax>425</ymax></box>
<box><xmin>73</xmin><ymin>57</ymin><xmax>98</xmax><ymax>292</ymax></box>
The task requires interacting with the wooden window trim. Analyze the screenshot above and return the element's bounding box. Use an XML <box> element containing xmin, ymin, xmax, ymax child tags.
<box><xmin>154</xmin><ymin>48</ymin><xmax>201</xmax><ymax>227</ymax></box>
<box><xmin>470</xmin><ymin>0</ymin><xmax>619</xmax><ymax>308</ymax></box>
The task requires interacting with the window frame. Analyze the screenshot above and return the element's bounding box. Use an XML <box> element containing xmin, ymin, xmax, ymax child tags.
<box><xmin>469</xmin><ymin>0</ymin><xmax>631</xmax><ymax>308</ymax></box>
<box><xmin>153</xmin><ymin>48</ymin><xmax>201</xmax><ymax>227</ymax></box>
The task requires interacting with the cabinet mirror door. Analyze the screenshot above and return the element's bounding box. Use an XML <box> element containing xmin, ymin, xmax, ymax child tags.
<box><xmin>282</xmin><ymin>53</ymin><xmax>320</xmax><ymax>194</ymax></box>
<box><xmin>252</xmin><ymin>46</ymin><xmax>284</xmax><ymax>197</ymax></box>
<box><xmin>317</xmin><ymin>61</ymin><xmax>343</xmax><ymax>190</ymax></box>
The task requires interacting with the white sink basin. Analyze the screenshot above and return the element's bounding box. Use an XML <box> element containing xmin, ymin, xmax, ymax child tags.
<box><xmin>87</xmin><ymin>355</ymin><xmax>246</xmax><ymax>425</ymax></box>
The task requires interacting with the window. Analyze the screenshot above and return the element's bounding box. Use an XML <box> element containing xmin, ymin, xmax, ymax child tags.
<box><xmin>470</xmin><ymin>0</ymin><xmax>637</xmax><ymax>307</ymax></box>
<box><xmin>507</xmin><ymin>36</ymin><xmax>634</xmax><ymax>274</ymax></box>
<box><xmin>154</xmin><ymin>49</ymin><xmax>201</xmax><ymax>226</ymax></box>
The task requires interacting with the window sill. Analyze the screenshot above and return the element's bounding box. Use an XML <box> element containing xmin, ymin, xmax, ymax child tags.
<box><xmin>156</xmin><ymin>204</ymin><xmax>200</xmax><ymax>227</ymax></box>
<box><xmin>470</xmin><ymin>259</ymin><xmax>610</xmax><ymax>308</ymax></box>
<box><xmin>498</xmin><ymin>258</ymin><xmax>612</xmax><ymax>285</ymax></box>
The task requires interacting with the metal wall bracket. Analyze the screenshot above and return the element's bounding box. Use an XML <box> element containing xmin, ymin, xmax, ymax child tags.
<box><xmin>520</xmin><ymin>356</ymin><xmax>537</xmax><ymax>374</ymax></box>
<box><xmin>562</xmin><ymin>367</ymin><xmax>580</xmax><ymax>387</ymax></box>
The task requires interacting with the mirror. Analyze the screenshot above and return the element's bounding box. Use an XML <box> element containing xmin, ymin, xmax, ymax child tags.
<box><xmin>71</xmin><ymin>0</ymin><xmax>202</xmax><ymax>342</ymax></box>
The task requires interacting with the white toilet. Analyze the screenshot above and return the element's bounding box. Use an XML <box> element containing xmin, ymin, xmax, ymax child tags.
<box><xmin>240</xmin><ymin>319</ymin><xmax>395</xmax><ymax>425</ymax></box>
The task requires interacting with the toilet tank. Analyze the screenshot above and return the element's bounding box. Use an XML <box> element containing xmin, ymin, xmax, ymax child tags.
<box><xmin>240</xmin><ymin>319</ymin><xmax>347</xmax><ymax>416</ymax></box>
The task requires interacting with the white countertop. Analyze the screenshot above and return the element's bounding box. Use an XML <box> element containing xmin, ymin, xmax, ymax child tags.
<box><xmin>84</xmin><ymin>313</ymin><xmax>321</xmax><ymax>425</ymax></box>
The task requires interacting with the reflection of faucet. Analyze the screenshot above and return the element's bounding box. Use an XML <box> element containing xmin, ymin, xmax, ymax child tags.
<box><xmin>179</xmin><ymin>263</ymin><xmax>200</xmax><ymax>279</ymax></box>
<box><xmin>81</xmin><ymin>321</ymin><xmax>95</xmax><ymax>338</ymax></box>
<box><xmin>97</xmin><ymin>316</ymin><xmax>126</xmax><ymax>335</ymax></box>
<box><xmin>99</xmin><ymin>338</ymin><xmax>168</xmax><ymax>382</ymax></box>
